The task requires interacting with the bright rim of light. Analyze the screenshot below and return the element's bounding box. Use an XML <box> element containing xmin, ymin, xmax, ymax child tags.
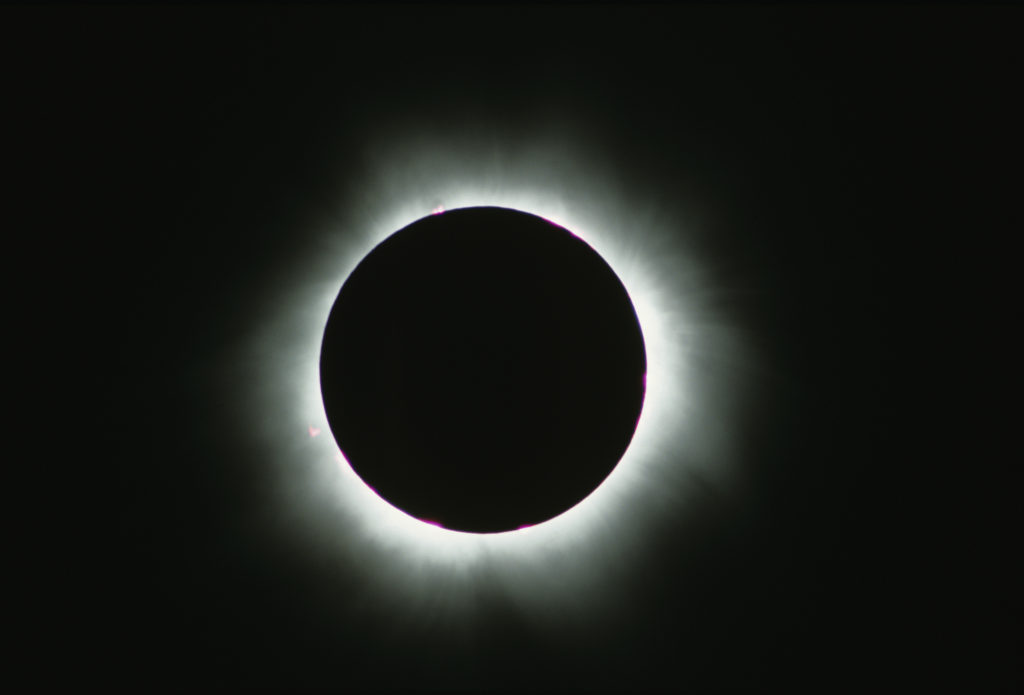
<box><xmin>238</xmin><ymin>126</ymin><xmax>752</xmax><ymax>625</ymax></box>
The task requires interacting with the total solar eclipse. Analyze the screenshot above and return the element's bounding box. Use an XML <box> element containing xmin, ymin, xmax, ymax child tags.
<box><xmin>320</xmin><ymin>206</ymin><xmax>646</xmax><ymax>533</ymax></box>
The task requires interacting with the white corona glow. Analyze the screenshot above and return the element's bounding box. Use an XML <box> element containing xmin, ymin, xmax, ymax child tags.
<box><xmin>237</xmin><ymin>124</ymin><xmax>754</xmax><ymax>628</ymax></box>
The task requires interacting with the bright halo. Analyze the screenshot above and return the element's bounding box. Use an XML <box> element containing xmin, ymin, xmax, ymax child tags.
<box><xmin>235</xmin><ymin>125</ymin><xmax>754</xmax><ymax>626</ymax></box>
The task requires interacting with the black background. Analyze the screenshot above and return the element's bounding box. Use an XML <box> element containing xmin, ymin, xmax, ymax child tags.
<box><xmin>10</xmin><ymin>3</ymin><xmax>1018</xmax><ymax>691</ymax></box>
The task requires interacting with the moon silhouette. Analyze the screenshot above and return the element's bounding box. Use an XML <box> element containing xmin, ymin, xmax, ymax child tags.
<box><xmin>320</xmin><ymin>206</ymin><xmax>646</xmax><ymax>533</ymax></box>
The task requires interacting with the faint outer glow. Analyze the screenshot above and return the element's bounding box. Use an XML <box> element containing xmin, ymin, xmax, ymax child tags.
<box><xmin>237</xmin><ymin>125</ymin><xmax>753</xmax><ymax>630</ymax></box>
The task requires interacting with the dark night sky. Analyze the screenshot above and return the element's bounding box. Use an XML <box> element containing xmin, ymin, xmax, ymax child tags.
<box><xmin>11</xmin><ymin>3</ymin><xmax>1018</xmax><ymax>691</ymax></box>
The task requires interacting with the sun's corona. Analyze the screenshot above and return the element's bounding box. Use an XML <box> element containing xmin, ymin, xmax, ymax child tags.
<box><xmin>239</xmin><ymin>128</ymin><xmax>749</xmax><ymax>625</ymax></box>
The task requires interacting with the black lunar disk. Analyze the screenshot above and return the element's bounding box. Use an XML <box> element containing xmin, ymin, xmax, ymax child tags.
<box><xmin>320</xmin><ymin>207</ymin><xmax>646</xmax><ymax>533</ymax></box>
